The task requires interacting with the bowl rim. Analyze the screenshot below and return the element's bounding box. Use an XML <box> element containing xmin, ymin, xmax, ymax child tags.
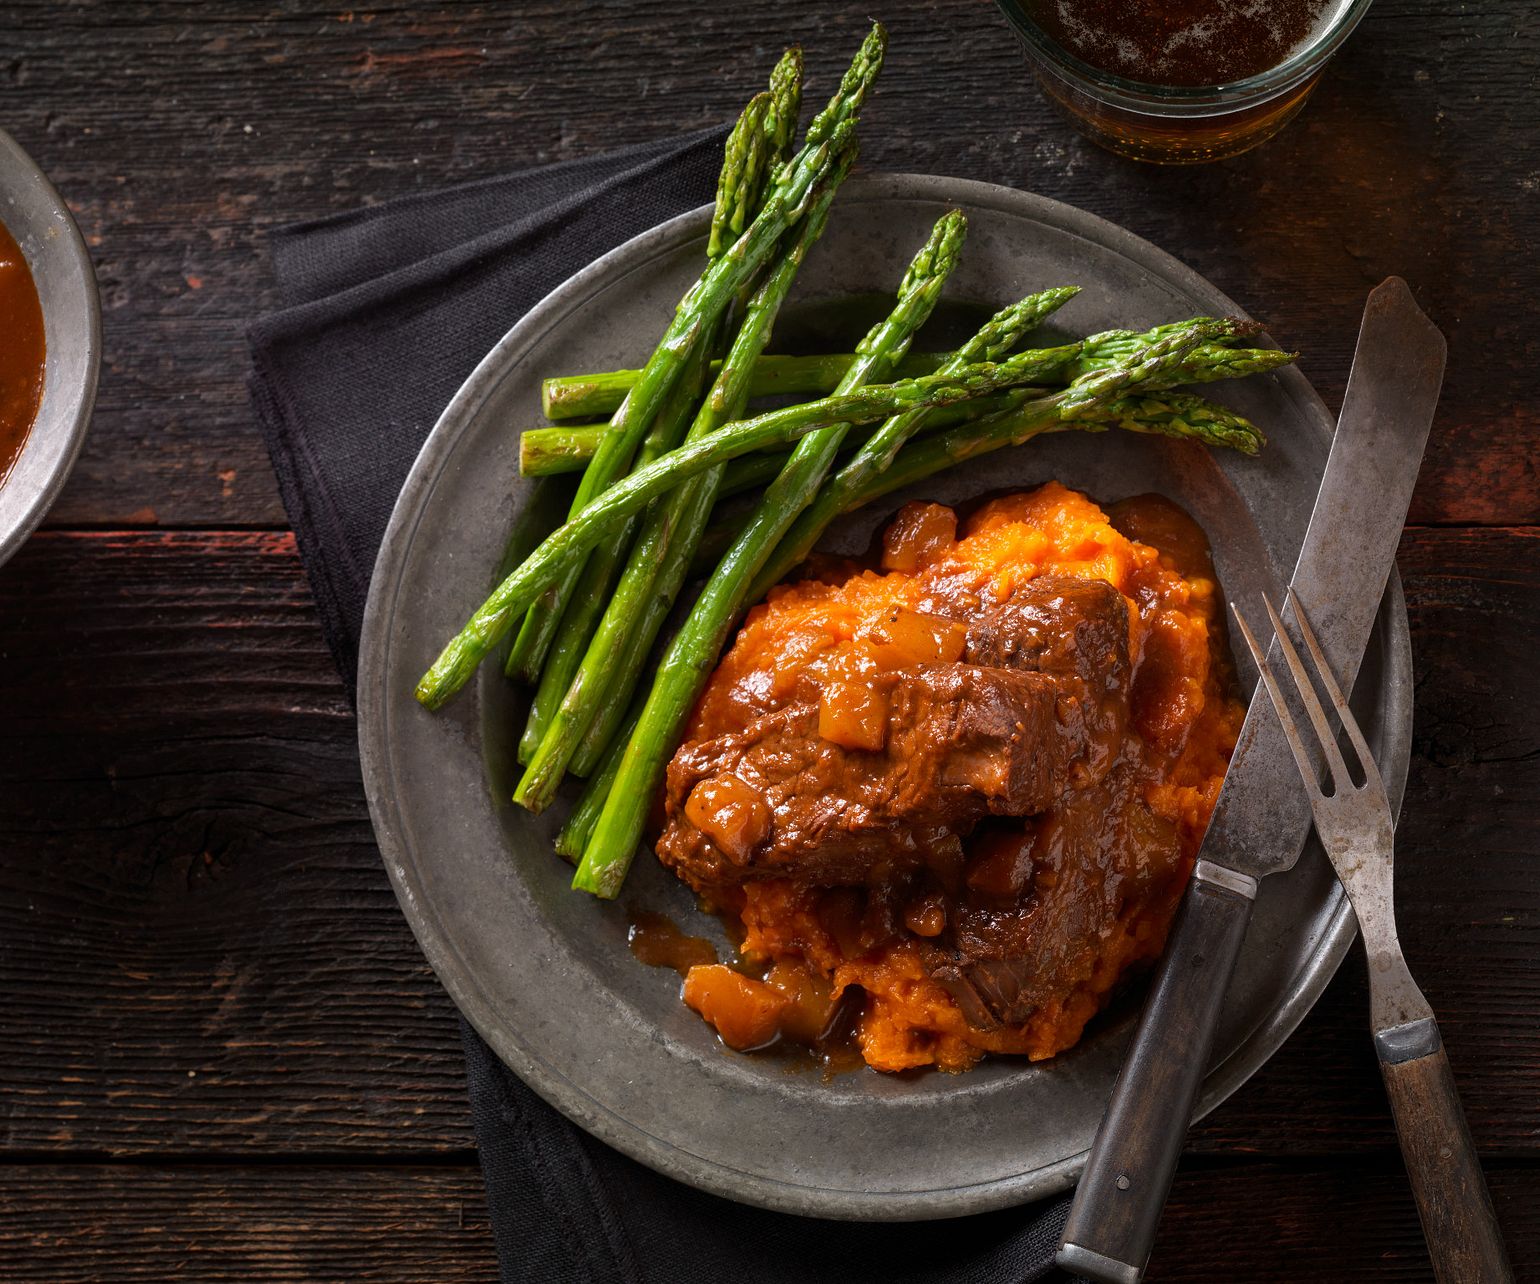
<box><xmin>0</xmin><ymin>124</ymin><xmax>101</xmax><ymax>569</ymax></box>
<box><xmin>992</xmin><ymin>0</ymin><xmax>1376</xmax><ymax>113</ymax></box>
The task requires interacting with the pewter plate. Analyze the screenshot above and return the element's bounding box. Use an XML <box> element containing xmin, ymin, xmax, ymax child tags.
<box><xmin>357</xmin><ymin>174</ymin><xmax>1411</xmax><ymax>1220</ymax></box>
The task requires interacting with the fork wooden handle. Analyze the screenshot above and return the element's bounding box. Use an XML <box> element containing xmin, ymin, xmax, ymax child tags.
<box><xmin>1379</xmin><ymin>1025</ymin><xmax>1513</xmax><ymax>1284</ymax></box>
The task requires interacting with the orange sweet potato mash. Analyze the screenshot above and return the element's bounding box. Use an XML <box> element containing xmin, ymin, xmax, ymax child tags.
<box><xmin>668</xmin><ymin>482</ymin><xmax>1244</xmax><ymax>1072</ymax></box>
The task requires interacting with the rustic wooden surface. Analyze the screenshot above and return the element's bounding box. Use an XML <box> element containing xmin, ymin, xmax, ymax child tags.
<box><xmin>0</xmin><ymin>1</ymin><xmax>1535</xmax><ymax>1279</ymax></box>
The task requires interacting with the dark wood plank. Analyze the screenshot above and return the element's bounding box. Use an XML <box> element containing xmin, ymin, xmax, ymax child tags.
<box><xmin>0</xmin><ymin>1160</ymin><xmax>1534</xmax><ymax>1282</ymax></box>
<box><xmin>1146</xmin><ymin>1162</ymin><xmax>1540</xmax><ymax>1283</ymax></box>
<box><xmin>0</xmin><ymin>1164</ymin><xmax>494</xmax><ymax>1282</ymax></box>
<box><xmin>0</xmin><ymin>531</ymin><xmax>472</xmax><ymax>1155</ymax></box>
<box><xmin>0</xmin><ymin>0</ymin><xmax>1529</xmax><ymax>528</ymax></box>
<box><xmin>1</xmin><ymin>524</ymin><xmax>1534</xmax><ymax>1160</ymax></box>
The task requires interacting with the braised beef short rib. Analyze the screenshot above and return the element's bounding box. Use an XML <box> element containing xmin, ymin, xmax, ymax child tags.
<box><xmin>965</xmin><ymin>573</ymin><xmax>1131</xmax><ymax>783</ymax></box>
<box><xmin>657</xmin><ymin>663</ymin><xmax>1070</xmax><ymax>892</ymax></box>
<box><xmin>656</xmin><ymin>570</ymin><xmax>1147</xmax><ymax>1031</ymax></box>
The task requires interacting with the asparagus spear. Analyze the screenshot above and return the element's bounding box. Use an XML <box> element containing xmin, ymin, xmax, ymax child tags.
<box><xmin>521</xmin><ymin>393</ymin><xmax>999</xmax><ymax>477</ymax></box>
<box><xmin>708</xmin><ymin>107</ymin><xmax>766</xmax><ymax>264</ymax></box>
<box><xmin>541</xmin><ymin>351</ymin><xmax>947</xmax><ymax>420</ymax></box>
<box><xmin>749</xmin><ymin>287</ymin><xmax>1078</xmax><ymax>601</ymax></box>
<box><xmin>564</xmin><ymin>152</ymin><xmax>868</xmax><ymax>780</ymax></box>
<box><xmin>687</xmin><ymin>389</ymin><xmax>1267</xmax><ymax>580</ymax></box>
<box><xmin>1064</xmin><ymin>321</ymin><xmax>1255</xmax><ymax>379</ymax></box>
<box><xmin>419</xmin><ymin>329</ymin><xmax>1251</xmax><ymax>712</ymax></box>
<box><xmin>537</xmin><ymin>330</ymin><xmax>1288</xmax><ymax>421</ymax></box>
<box><xmin>516</xmin><ymin>52</ymin><xmax>810</xmax><ymax>777</ymax></box>
<box><xmin>516</xmin><ymin>46</ymin><xmax>807</xmax><ymax>752</ymax></box>
<box><xmin>520</xmin><ymin>423</ymin><xmax>610</xmax><ymax>476</ymax></box>
<box><xmin>1082</xmin><ymin>390</ymin><xmax>1268</xmax><ymax>453</ymax></box>
<box><xmin>514</xmin><ymin>146</ymin><xmax>859</xmax><ymax>810</ymax></box>
<box><xmin>514</xmin><ymin>50</ymin><xmax>808</xmax><ymax>736</ymax></box>
<box><xmin>710</xmin><ymin>46</ymin><xmax>804</xmax><ymax>256</ymax></box>
<box><xmin>522</xmin><ymin>335</ymin><xmax>1292</xmax><ymax>476</ymax></box>
<box><xmin>524</xmin><ymin>388</ymin><xmax>1268</xmax><ymax>539</ymax></box>
<box><xmin>513</xmin><ymin>331</ymin><xmax>716</xmax><ymax>743</ymax></box>
<box><xmin>708</xmin><ymin>94</ymin><xmax>769</xmax><ymax>264</ymax></box>
<box><xmin>505</xmin><ymin>102</ymin><xmax>766</xmax><ymax>684</ymax></box>
<box><xmin>501</xmin><ymin>24</ymin><xmax>885</xmax><ymax>682</ymax></box>
<box><xmin>836</xmin><ymin>380</ymin><xmax>1265</xmax><ymax>525</ymax></box>
<box><xmin>554</xmin><ymin>702</ymin><xmax>642</xmax><ymax>862</ymax></box>
<box><xmin>573</xmin><ymin>210</ymin><xmax>971</xmax><ymax>891</ymax></box>
<box><xmin>746</xmin><ymin>307</ymin><xmax>1278</xmax><ymax>600</ymax></box>
<box><xmin>508</xmin><ymin>64</ymin><xmax>789</xmax><ymax>688</ymax></box>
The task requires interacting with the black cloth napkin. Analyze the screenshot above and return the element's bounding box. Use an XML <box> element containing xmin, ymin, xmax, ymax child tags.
<box><xmin>248</xmin><ymin>127</ymin><xmax>1082</xmax><ymax>1284</ymax></box>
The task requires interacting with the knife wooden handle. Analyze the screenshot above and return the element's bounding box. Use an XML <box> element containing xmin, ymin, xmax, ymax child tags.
<box><xmin>1378</xmin><ymin>1024</ymin><xmax>1513</xmax><ymax>1284</ymax></box>
<box><xmin>1057</xmin><ymin>869</ymin><xmax>1255</xmax><ymax>1283</ymax></box>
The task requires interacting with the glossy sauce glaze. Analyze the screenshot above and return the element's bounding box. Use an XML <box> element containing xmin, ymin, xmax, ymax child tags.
<box><xmin>626</xmin><ymin>911</ymin><xmax>718</xmax><ymax>976</ymax></box>
<box><xmin>646</xmin><ymin>483</ymin><xmax>1244</xmax><ymax>1073</ymax></box>
<box><xmin>627</xmin><ymin>906</ymin><xmax>869</xmax><ymax>1074</ymax></box>
<box><xmin>1026</xmin><ymin>0</ymin><xmax>1340</xmax><ymax>86</ymax></box>
<box><xmin>0</xmin><ymin>219</ymin><xmax>45</xmax><ymax>486</ymax></box>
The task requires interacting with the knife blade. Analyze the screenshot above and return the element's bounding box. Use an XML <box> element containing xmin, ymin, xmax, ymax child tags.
<box><xmin>1058</xmin><ymin>277</ymin><xmax>1447</xmax><ymax>1284</ymax></box>
<box><xmin>1199</xmin><ymin>276</ymin><xmax>1446</xmax><ymax>882</ymax></box>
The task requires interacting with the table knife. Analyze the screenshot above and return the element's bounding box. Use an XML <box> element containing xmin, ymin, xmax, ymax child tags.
<box><xmin>1058</xmin><ymin>277</ymin><xmax>1448</xmax><ymax>1284</ymax></box>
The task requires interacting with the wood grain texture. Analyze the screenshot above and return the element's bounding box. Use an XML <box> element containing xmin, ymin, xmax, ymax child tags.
<box><xmin>0</xmin><ymin>0</ymin><xmax>1529</xmax><ymax>527</ymax></box>
<box><xmin>1379</xmin><ymin>1044</ymin><xmax>1515</xmax><ymax>1284</ymax></box>
<box><xmin>0</xmin><ymin>531</ymin><xmax>471</xmax><ymax>1156</ymax></box>
<box><xmin>0</xmin><ymin>3</ymin><xmax>1536</xmax><ymax>1278</ymax></box>
<box><xmin>0</xmin><ymin>1164</ymin><xmax>494</xmax><ymax>1282</ymax></box>
<box><xmin>0</xmin><ymin>1161</ymin><xmax>1532</xmax><ymax>1282</ymax></box>
<box><xmin>1146</xmin><ymin>1163</ymin><xmax>1538</xmax><ymax>1284</ymax></box>
<box><xmin>0</xmin><ymin>526</ymin><xmax>1534</xmax><ymax>1162</ymax></box>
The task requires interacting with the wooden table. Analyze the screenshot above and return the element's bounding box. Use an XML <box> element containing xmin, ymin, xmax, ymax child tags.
<box><xmin>1</xmin><ymin>2</ymin><xmax>1535</xmax><ymax>1279</ymax></box>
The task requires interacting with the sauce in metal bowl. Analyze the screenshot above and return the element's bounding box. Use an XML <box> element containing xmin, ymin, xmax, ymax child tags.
<box><xmin>0</xmin><ymin>218</ymin><xmax>45</xmax><ymax>487</ymax></box>
<box><xmin>1023</xmin><ymin>0</ymin><xmax>1343</xmax><ymax>87</ymax></box>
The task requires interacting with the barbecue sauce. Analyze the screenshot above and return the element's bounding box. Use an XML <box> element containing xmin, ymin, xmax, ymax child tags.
<box><xmin>0</xmin><ymin>220</ymin><xmax>44</xmax><ymax>486</ymax></box>
<box><xmin>627</xmin><ymin>907</ymin><xmax>868</xmax><ymax>1075</ymax></box>
<box><xmin>1025</xmin><ymin>0</ymin><xmax>1341</xmax><ymax>86</ymax></box>
<box><xmin>626</xmin><ymin>911</ymin><xmax>718</xmax><ymax>976</ymax></box>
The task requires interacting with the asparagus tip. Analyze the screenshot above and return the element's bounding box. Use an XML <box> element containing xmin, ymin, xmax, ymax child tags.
<box><xmin>772</xmin><ymin>44</ymin><xmax>803</xmax><ymax>83</ymax></box>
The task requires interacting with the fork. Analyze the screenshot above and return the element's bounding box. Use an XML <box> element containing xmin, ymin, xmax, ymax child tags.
<box><xmin>1233</xmin><ymin>589</ymin><xmax>1513</xmax><ymax>1284</ymax></box>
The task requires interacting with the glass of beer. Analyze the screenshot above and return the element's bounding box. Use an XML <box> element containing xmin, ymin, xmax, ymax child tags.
<box><xmin>993</xmin><ymin>0</ymin><xmax>1375</xmax><ymax>163</ymax></box>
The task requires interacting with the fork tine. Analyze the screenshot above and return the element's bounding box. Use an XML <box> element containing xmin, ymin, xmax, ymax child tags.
<box><xmin>1231</xmin><ymin>602</ymin><xmax>1324</xmax><ymax>801</ymax></box>
<box><xmin>1286</xmin><ymin>588</ymin><xmax>1386</xmax><ymax>795</ymax></box>
<box><xmin>1260</xmin><ymin>593</ymin><xmax>1357</xmax><ymax>795</ymax></box>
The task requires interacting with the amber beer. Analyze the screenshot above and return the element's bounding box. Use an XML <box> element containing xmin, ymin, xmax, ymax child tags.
<box><xmin>995</xmin><ymin>0</ymin><xmax>1372</xmax><ymax>163</ymax></box>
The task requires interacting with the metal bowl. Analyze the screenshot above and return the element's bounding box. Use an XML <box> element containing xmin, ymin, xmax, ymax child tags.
<box><xmin>0</xmin><ymin>126</ymin><xmax>100</xmax><ymax>568</ymax></box>
<box><xmin>358</xmin><ymin>174</ymin><xmax>1411</xmax><ymax>1219</ymax></box>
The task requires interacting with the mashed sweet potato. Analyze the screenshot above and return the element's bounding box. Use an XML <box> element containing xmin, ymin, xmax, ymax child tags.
<box><xmin>668</xmin><ymin>482</ymin><xmax>1243</xmax><ymax>1072</ymax></box>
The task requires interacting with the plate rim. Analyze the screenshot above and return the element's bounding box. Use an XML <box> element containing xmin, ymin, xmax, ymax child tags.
<box><xmin>358</xmin><ymin>171</ymin><xmax>1411</xmax><ymax>1219</ymax></box>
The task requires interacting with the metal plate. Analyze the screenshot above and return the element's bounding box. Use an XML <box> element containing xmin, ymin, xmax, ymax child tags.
<box><xmin>357</xmin><ymin>173</ymin><xmax>1411</xmax><ymax>1220</ymax></box>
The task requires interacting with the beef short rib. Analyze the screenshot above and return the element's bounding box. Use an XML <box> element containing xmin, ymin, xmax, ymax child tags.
<box><xmin>657</xmin><ymin>663</ymin><xmax>1075</xmax><ymax>893</ymax></box>
<box><xmin>965</xmin><ymin>573</ymin><xmax>1131</xmax><ymax>784</ymax></box>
